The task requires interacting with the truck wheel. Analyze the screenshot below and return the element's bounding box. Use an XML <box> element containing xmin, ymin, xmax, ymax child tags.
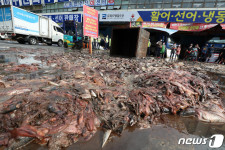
<box><xmin>29</xmin><ymin>37</ymin><xmax>37</xmax><ymax>45</ymax></box>
<box><xmin>58</xmin><ymin>40</ymin><xmax>63</xmax><ymax>47</ymax></box>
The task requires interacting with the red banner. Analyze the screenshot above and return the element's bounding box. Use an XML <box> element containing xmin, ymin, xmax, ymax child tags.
<box><xmin>142</xmin><ymin>22</ymin><xmax>168</xmax><ymax>28</ymax></box>
<box><xmin>220</xmin><ymin>24</ymin><xmax>225</xmax><ymax>29</ymax></box>
<box><xmin>170</xmin><ymin>23</ymin><xmax>217</xmax><ymax>31</ymax></box>
<box><xmin>83</xmin><ymin>5</ymin><xmax>98</xmax><ymax>38</ymax></box>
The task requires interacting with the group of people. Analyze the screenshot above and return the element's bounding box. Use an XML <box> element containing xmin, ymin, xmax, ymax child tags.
<box><xmin>148</xmin><ymin>38</ymin><xmax>225</xmax><ymax>64</ymax></box>
<box><xmin>92</xmin><ymin>35</ymin><xmax>111</xmax><ymax>50</ymax></box>
<box><xmin>184</xmin><ymin>43</ymin><xmax>217</xmax><ymax>62</ymax></box>
<box><xmin>149</xmin><ymin>39</ymin><xmax>181</xmax><ymax>60</ymax></box>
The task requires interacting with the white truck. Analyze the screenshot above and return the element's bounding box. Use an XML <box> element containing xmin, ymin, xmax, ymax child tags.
<box><xmin>0</xmin><ymin>5</ymin><xmax>64</xmax><ymax>46</ymax></box>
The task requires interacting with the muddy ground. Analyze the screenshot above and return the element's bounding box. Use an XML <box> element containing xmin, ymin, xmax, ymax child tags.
<box><xmin>1</xmin><ymin>47</ymin><xmax>225</xmax><ymax>150</ymax></box>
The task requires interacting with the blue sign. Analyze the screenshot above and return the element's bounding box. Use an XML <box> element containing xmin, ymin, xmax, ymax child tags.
<box><xmin>138</xmin><ymin>10</ymin><xmax>225</xmax><ymax>24</ymax></box>
<box><xmin>32</xmin><ymin>0</ymin><xmax>41</xmax><ymax>5</ymax></box>
<box><xmin>4</xmin><ymin>0</ymin><xmax>10</xmax><ymax>5</ymax></box>
<box><xmin>44</xmin><ymin>0</ymin><xmax>54</xmax><ymax>4</ymax></box>
<box><xmin>58</xmin><ymin>0</ymin><xmax>69</xmax><ymax>2</ymax></box>
<box><xmin>101</xmin><ymin>0</ymin><xmax>107</xmax><ymax>6</ymax></box>
<box><xmin>21</xmin><ymin>0</ymin><xmax>30</xmax><ymax>6</ymax></box>
<box><xmin>44</xmin><ymin>14</ymin><xmax>82</xmax><ymax>23</ymax></box>
<box><xmin>95</xmin><ymin>0</ymin><xmax>100</xmax><ymax>6</ymax></box>
<box><xmin>12</xmin><ymin>0</ymin><xmax>20</xmax><ymax>6</ymax></box>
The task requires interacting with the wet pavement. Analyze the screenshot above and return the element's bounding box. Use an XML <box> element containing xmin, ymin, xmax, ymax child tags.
<box><xmin>1</xmin><ymin>43</ymin><xmax>225</xmax><ymax>150</ymax></box>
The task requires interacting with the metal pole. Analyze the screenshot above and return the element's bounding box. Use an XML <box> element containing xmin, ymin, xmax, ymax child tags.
<box><xmin>89</xmin><ymin>37</ymin><xmax>92</xmax><ymax>55</ymax></box>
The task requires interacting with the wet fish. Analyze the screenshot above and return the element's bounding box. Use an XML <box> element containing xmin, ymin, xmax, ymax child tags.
<box><xmin>8</xmin><ymin>89</ymin><xmax>31</xmax><ymax>96</ymax></box>
<box><xmin>196</xmin><ymin>109</ymin><xmax>225</xmax><ymax>124</ymax></box>
<box><xmin>102</xmin><ymin>130</ymin><xmax>111</xmax><ymax>148</ymax></box>
<box><xmin>180</xmin><ymin>108</ymin><xmax>195</xmax><ymax>117</ymax></box>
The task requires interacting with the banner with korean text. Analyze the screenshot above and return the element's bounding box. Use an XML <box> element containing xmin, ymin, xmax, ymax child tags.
<box><xmin>83</xmin><ymin>5</ymin><xmax>98</xmax><ymax>38</ymax></box>
<box><xmin>43</xmin><ymin>14</ymin><xmax>82</xmax><ymax>23</ymax></box>
<box><xmin>138</xmin><ymin>10</ymin><xmax>225</xmax><ymax>24</ymax></box>
<box><xmin>170</xmin><ymin>23</ymin><xmax>218</xmax><ymax>31</ymax></box>
<box><xmin>142</xmin><ymin>22</ymin><xmax>168</xmax><ymax>28</ymax></box>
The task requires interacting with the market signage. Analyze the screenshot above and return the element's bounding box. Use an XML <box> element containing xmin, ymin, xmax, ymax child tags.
<box><xmin>64</xmin><ymin>0</ymin><xmax>114</xmax><ymax>8</ymax></box>
<box><xmin>99</xmin><ymin>10</ymin><xmax>225</xmax><ymax>24</ymax></box>
<box><xmin>32</xmin><ymin>0</ymin><xmax>41</xmax><ymax>5</ymax></box>
<box><xmin>99</xmin><ymin>11</ymin><xmax>140</xmax><ymax>22</ymax></box>
<box><xmin>21</xmin><ymin>0</ymin><xmax>31</xmax><ymax>6</ymax></box>
<box><xmin>170</xmin><ymin>23</ymin><xmax>218</xmax><ymax>31</ymax></box>
<box><xmin>138</xmin><ymin>10</ymin><xmax>225</xmax><ymax>24</ymax></box>
<box><xmin>130</xmin><ymin>22</ymin><xmax>168</xmax><ymax>28</ymax></box>
<box><xmin>43</xmin><ymin>14</ymin><xmax>82</xmax><ymax>23</ymax></box>
<box><xmin>0</xmin><ymin>0</ymin><xmax>71</xmax><ymax>6</ymax></box>
<box><xmin>83</xmin><ymin>5</ymin><xmax>98</xmax><ymax>38</ymax></box>
<box><xmin>142</xmin><ymin>22</ymin><xmax>168</xmax><ymax>28</ymax></box>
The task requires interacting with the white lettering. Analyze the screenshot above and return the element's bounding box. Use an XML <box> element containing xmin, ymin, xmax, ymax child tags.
<box><xmin>209</xmin><ymin>134</ymin><xmax>224</xmax><ymax>148</ymax></box>
<box><xmin>186</xmin><ymin>138</ymin><xmax>192</xmax><ymax>144</ymax></box>
<box><xmin>192</xmin><ymin>138</ymin><xmax>203</xmax><ymax>145</ymax></box>
<box><xmin>178</xmin><ymin>138</ymin><xmax>185</xmax><ymax>145</ymax></box>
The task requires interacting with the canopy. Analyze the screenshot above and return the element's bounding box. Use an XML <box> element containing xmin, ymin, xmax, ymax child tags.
<box><xmin>146</xmin><ymin>27</ymin><xmax>178</xmax><ymax>35</ymax></box>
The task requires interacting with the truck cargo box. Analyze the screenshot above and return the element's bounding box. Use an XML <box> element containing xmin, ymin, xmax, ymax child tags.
<box><xmin>110</xmin><ymin>28</ymin><xmax>150</xmax><ymax>58</ymax></box>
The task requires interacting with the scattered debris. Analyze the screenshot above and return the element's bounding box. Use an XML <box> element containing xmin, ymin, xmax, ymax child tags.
<box><xmin>0</xmin><ymin>49</ymin><xmax>225</xmax><ymax>149</ymax></box>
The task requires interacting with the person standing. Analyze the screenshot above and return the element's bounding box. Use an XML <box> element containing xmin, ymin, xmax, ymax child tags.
<box><xmin>219</xmin><ymin>46</ymin><xmax>225</xmax><ymax>64</ymax></box>
<box><xmin>192</xmin><ymin>44</ymin><xmax>200</xmax><ymax>61</ymax></box>
<box><xmin>104</xmin><ymin>35</ymin><xmax>109</xmax><ymax>50</ymax></box>
<box><xmin>147</xmin><ymin>39</ymin><xmax>151</xmax><ymax>56</ymax></box>
<box><xmin>175</xmin><ymin>44</ymin><xmax>181</xmax><ymax>60</ymax></box>
<box><xmin>92</xmin><ymin>38</ymin><xmax>96</xmax><ymax>49</ymax></box>
<box><xmin>185</xmin><ymin>43</ymin><xmax>193</xmax><ymax>61</ymax></box>
<box><xmin>97</xmin><ymin>36</ymin><xmax>101</xmax><ymax>49</ymax></box>
<box><xmin>206</xmin><ymin>44</ymin><xmax>215</xmax><ymax>62</ymax></box>
<box><xmin>109</xmin><ymin>37</ymin><xmax>111</xmax><ymax>49</ymax></box>
<box><xmin>201</xmin><ymin>44</ymin><xmax>208</xmax><ymax>62</ymax></box>
<box><xmin>160</xmin><ymin>42</ymin><xmax>166</xmax><ymax>58</ymax></box>
<box><xmin>156</xmin><ymin>39</ymin><xmax>163</xmax><ymax>58</ymax></box>
<box><xmin>170</xmin><ymin>43</ymin><xmax>176</xmax><ymax>61</ymax></box>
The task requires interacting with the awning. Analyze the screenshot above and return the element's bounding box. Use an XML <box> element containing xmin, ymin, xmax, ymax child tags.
<box><xmin>146</xmin><ymin>27</ymin><xmax>178</xmax><ymax>35</ymax></box>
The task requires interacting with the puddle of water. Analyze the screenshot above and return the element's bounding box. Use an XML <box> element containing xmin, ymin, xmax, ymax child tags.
<box><xmin>17</xmin><ymin>55</ymin><xmax>42</xmax><ymax>65</ymax></box>
<box><xmin>0</xmin><ymin>53</ymin><xmax>42</xmax><ymax>65</ymax></box>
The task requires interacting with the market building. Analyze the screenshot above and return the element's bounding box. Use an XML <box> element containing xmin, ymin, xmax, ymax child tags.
<box><xmin>1</xmin><ymin>0</ymin><xmax>225</xmax><ymax>56</ymax></box>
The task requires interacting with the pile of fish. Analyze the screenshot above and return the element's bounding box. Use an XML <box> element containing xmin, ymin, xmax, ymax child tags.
<box><xmin>0</xmin><ymin>50</ymin><xmax>225</xmax><ymax>149</ymax></box>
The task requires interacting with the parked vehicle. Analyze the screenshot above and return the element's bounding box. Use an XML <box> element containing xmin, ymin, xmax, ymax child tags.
<box><xmin>0</xmin><ymin>5</ymin><xmax>64</xmax><ymax>46</ymax></box>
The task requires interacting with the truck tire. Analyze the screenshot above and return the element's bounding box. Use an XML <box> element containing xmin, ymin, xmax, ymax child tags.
<box><xmin>58</xmin><ymin>40</ymin><xmax>63</xmax><ymax>47</ymax></box>
<box><xmin>29</xmin><ymin>37</ymin><xmax>37</xmax><ymax>45</ymax></box>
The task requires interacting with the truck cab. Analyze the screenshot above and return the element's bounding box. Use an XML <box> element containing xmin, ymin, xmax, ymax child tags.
<box><xmin>51</xmin><ymin>21</ymin><xmax>64</xmax><ymax>47</ymax></box>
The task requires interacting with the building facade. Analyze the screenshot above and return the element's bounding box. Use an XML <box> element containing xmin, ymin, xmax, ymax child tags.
<box><xmin>0</xmin><ymin>0</ymin><xmax>224</xmax><ymax>13</ymax></box>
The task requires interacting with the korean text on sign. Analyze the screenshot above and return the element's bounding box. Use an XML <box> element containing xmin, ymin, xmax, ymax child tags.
<box><xmin>83</xmin><ymin>5</ymin><xmax>98</xmax><ymax>38</ymax></box>
<box><xmin>139</xmin><ymin>10</ymin><xmax>225</xmax><ymax>23</ymax></box>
